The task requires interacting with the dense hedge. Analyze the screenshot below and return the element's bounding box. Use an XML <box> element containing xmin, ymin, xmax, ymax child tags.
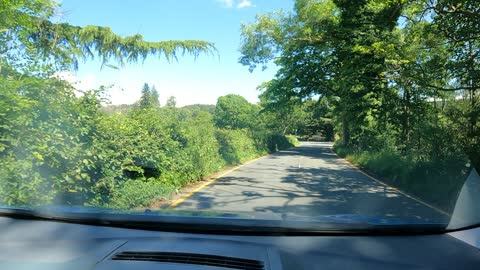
<box><xmin>216</xmin><ymin>129</ymin><xmax>261</xmax><ymax>165</ymax></box>
<box><xmin>0</xmin><ymin>82</ymin><xmax>297</xmax><ymax>209</ymax></box>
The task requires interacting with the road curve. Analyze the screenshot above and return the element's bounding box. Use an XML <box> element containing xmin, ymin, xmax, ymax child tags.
<box><xmin>172</xmin><ymin>142</ymin><xmax>448</xmax><ymax>222</ymax></box>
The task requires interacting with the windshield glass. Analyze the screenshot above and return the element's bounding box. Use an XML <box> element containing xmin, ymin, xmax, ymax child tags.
<box><xmin>0</xmin><ymin>0</ymin><xmax>479</xmax><ymax>231</ymax></box>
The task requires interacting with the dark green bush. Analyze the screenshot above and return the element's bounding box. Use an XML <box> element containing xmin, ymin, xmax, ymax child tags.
<box><xmin>216</xmin><ymin>129</ymin><xmax>260</xmax><ymax>165</ymax></box>
<box><xmin>175</xmin><ymin>111</ymin><xmax>225</xmax><ymax>183</ymax></box>
<box><xmin>266</xmin><ymin>134</ymin><xmax>298</xmax><ymax>152</ymax></box>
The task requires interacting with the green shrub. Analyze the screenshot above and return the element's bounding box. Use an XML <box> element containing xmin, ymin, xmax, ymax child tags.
<box><xmin>216</xmin><ymin>129</ymin><xmax>260</xmax><ymax>165</ymax></box>
<box><xmin>266</xmin><ymin>134</ymin><xmax>297</xmax><ymax>152</ymax></box>
<box><xmin>286</xmin><ymin>135</ymin><xmax>300</xmax><ymax>146</ymax></box>
<box><xmin>354</xmin><ymin>150</ymin><xmax>412</xmax><ymax>182</ymax></box>
<box><xmin>104</xmin><ymin>179</ymin><xmax>174</xmax><ymax>209</ymax></box>
<box><xmin>175</xmin><ymin>111</ymin><xmax>225</xmax><ymax>182</ymax></box>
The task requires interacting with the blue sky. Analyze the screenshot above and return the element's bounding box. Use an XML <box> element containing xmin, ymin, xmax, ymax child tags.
<box><xmin>59</xmin><ymin>0</ymin><xmax>294</xmax><ymax>106</ymax></box>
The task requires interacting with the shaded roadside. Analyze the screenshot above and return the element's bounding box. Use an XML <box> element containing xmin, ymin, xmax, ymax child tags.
<box><xmin>171</xmin><ymin>142</ymin><xmax>449</xmax><ymax>223</ymax></box>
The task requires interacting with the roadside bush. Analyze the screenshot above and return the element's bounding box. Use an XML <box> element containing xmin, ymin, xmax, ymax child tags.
<box><xmin>216</xmin><ymin>129</ymin><xmax>260</xmax><ymax>165</ymax></box>
<box><xmin>0</xmin><ymin>78</ymin><xmax>301</xmax><ymax>209</ymax></box>
<box><xmin>175</xmin><ymin>111</ymin><xmax>225</xmax><ymax>183</ymax></box>
<box><xmin>103</xmin><ymin>179</ymin><xmax>174</xmax><ymax>209</ymax></box>
<box><xmin>285</xmin><ymin>135</ymin><xmax>299</xmax><ymax>146</ymax></box>
<box><xmin>352</xmin><ymin>150</ymin><xmax>412</xmax><ymax>182</ymax></box>
<box><xmin>0</xmin><ymin>77</ymin><xmax>110</xmax><ymax>206</ymax></box>
<box><xmin>266</xmin><ymin>134</ymin><xmax>299</xmax><ymax>152</ymax></box>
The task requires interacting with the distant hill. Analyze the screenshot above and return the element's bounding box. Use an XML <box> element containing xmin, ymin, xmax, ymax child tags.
<box><xmin>102</xmin><ymin>103</ymin><xmax>216</xmax><ymax>115</ymax></box>
<box><xmin>102</xmin><ymin>104</ymin><xmax>135</xmax><ymax>114</ymax></box>
<box><xmin>181</xmin><ymin>104</ymin><xmax>216</xmax><ymax>115</ymax></box>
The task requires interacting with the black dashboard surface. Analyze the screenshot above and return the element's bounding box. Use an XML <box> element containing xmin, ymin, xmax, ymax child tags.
<box><xmin>0</xmin><ymin>216</ymin><xmax>479</xmax><ymax>270</ymax></box>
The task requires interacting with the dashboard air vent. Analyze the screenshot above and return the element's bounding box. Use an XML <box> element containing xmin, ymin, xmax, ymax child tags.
<box><xmin>111</xmin><ymin>251</ymin><xmax>265</xmax><ymax>270</ymax></box>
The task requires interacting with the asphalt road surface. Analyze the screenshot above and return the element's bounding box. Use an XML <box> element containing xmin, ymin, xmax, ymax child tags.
<box><xmin>173</xmin><ymin>142</ymin><xmax>448</xmax><ymax>222</ymax></box>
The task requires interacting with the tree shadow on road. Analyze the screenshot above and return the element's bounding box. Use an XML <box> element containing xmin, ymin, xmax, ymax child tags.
<box><xmin>258</xmin><ymin>166</ymin><xmax>448</xmax><ymax>222</ymax></box>
<box><xmin>176</xmin><ymin>142</ymin><xmax>449</xmax><ymax>223</ymax></box>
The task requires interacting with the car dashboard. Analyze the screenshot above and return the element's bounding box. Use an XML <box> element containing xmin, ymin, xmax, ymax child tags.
<box><xmin>0</xmin><ymin>216</ymin><xmax>479</xmax><ymax>270</ymax></box>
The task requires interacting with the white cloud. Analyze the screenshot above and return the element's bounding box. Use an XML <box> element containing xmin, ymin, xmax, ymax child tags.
<box><xmin>236</xmin><ymin>0</ymin><xmax>252</xmax><ymax>8</ymax></box>
<box><xmin>217</xmin><ymin>0</ymin><xmax>253</xmax><ymax>9</ymax></box>
<box><xmin>217</xmin><ymin>0</ymin><xmax>234</xmax><ymax>8</ymax></box>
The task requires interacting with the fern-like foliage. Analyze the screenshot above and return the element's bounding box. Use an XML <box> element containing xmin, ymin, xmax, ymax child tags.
<box><xmin>0</xmin><ymin>0</ymin><xmax>216</xmax><ymax>71</ymax></box>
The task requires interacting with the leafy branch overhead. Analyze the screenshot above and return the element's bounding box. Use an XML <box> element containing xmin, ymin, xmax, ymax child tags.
<box><xmin>0</xmin><ymin>0</ymin><xmax>217</xmax><ymax>71</ymax></box>
<box><xmin>33</xmin><ymin>22</ymin><xmax>217</xmax><ymax>68</ymax></box>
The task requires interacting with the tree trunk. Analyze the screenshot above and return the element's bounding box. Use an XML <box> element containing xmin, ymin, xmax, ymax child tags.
<box><xmin>342</xmin><ymin>119</ymin><xmax>350</xmax><ymax>146</ymax></box>
<box><xmin>401</xmin><ymin>87</ymin><xmax>411</xmax><ymax>152</ymax></box>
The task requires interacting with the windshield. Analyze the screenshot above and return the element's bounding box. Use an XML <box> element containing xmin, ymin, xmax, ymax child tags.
<box><xmin>0</xmin><ymin>0</ymin><xmax>479</xmax><ymax>232</ymax></box>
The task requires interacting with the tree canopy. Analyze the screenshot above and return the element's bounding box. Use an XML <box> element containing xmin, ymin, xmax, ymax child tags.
<box><xmin>214</xmin><ymin>94</ymin><xmax>256</xmax><ymax>129</ymax></box>
<box><xmin>240</xmin><ymin>0</ymin><xmax>479</xmax><ymax>209</ymax></box>
<box><xmin>240</xmin><ymin>0</ymin><xmax>478</xmax><ymax>166</ymax></box>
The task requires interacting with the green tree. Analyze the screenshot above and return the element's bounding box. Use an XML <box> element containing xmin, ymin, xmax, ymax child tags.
<box><xmin>150</xmin><ymin>85</ymin><xmax>160</xmax><ymax>107</ymax></box>
<box><xmin>240</xmin><ymin>0</ymin><xmax>403</xmax><ymax>148</ymax></box>
<box><xmin>139</xmin><ymin>83</ymin><xmax>152</xmax><ymax>108</ymax></box>
<box><xmin>420</xmin><ymin>0</ymin><xmax>480</xmax><ymax>169</ymax></box>
<box><xmin>166</xmin><ymin>96</ymin><xmax>177</xmax><ymax>108</ymax></box>
<box><xmin>214</xmin><ymin>94</ymin><xmax>256</xmax><ymax>129</ymax></box>
<box><xmin>138</xmin><ymin>83</ymin><xmax>161</xmax><ymax>109</ymax></box>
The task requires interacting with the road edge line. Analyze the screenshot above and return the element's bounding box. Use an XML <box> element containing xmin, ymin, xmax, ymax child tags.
<box><xmin>167</xmin><ymin>155</ymin><xmax>267</xmax><ymax>209</ymax></box>
<box><xmin>330</xmin><ymin>147</ymin><xmax>451</xmax><ymax>217</ymax></box>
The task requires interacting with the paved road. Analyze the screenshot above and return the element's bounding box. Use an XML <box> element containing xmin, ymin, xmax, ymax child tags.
<box><xmin>173</xmin><ymin>142</ymin><xmax>448</xmax><ymax>222</ymax></box>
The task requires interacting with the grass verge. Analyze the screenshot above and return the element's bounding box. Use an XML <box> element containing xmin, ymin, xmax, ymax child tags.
<box><xmin>333</xmin><ymin>143</ymin><xmax>468</xmax><ymax>213</ymax></box>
